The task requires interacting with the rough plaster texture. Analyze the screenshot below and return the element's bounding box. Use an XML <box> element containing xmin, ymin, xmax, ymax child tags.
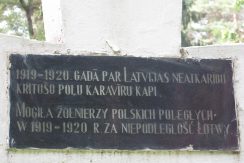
<box><xmin>42</xmin><ymin>0</ymin><xmax>182</xmax><ymax>57</ymax></box>
<box><xmin>0</xmin><ymin>34</ymin><xmax>243</xmax><ymax>162</ymax></box>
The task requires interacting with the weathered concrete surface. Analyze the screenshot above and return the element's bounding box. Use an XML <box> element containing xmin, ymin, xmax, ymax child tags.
<box><xmin>42</xmin><ymin>0</ymin><xmax>182</xmax><ymax>57</ymax></box>
<box><xmin>0</xmin><ymin>34</ymin><xmax>243</xmax><ymax>162</ymax></box>
<box><xmin>0</xmin><ymin>34</ymin><xmax>63</xmax><ymax>54</ymax></box>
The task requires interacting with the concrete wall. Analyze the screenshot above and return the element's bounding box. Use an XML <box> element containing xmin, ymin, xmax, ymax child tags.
<box><xmin>41</xmin><ymin>0</ymin><xmax>63</xmax><ymax>44</ymax></box>
<box><xmin>42</xmin><ymin>0</ymin><xmax>182</xmax><ymax>57</ymax></box>
<box><xmin>0</xmin><ymin>34</ymin><xmax>243</xmax><ymax>162</ymax></box>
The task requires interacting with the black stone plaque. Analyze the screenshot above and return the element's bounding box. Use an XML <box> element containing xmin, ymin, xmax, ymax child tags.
<box><xmin>9</xmin><ymin>54</ymin><xmax>239</xmax><ymax>150</ymax></box>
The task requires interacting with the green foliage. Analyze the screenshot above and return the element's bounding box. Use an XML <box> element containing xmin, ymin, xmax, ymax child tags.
<box><xmin>235</xmin><ymin>0</ymin><xmax>244</xmax><ymax>11</ymax></box>
<box><xmin>0</xmin><ymin>0</ymin><xmax>44</xmax><ymax>40</ymax></box>
<box><xmin>182</xmin><ymin>0</ymin><xmax>244</xmax><ymax>47</ymax></box>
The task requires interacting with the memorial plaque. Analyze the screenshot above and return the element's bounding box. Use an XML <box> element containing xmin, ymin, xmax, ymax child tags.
<box><xmin>9</xmin><ymin>54</ymin><xmax>239</xmax><ymax>150</ymax></box>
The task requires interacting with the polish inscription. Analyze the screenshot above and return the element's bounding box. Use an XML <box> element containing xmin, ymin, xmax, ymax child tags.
<box><xmin>9</xmin><ymin>54</ymin><xmax>238</xmax><ymax>150</ymax></box>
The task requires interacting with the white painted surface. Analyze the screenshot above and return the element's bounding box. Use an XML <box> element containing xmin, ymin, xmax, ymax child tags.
<box><xmin>42</xmin><ymin>0</ymin><xmax>64</xmax><ymax>44</ymax></box>
<box><xmin>42</xmin><ymin>0</ymin><xmax>182</xmax><ymax>57</ymax></box>
<box><xmin>0</xmin><ymin>34</ymin><xmax>63</xmax><ymax>54</ymax></box>
<box><xmin>0</xmin><ymin>34</ymin><xmax>243</xmax><ymax>162</ymax></box>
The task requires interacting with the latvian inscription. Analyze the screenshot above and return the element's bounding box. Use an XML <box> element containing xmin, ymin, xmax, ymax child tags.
<box><xmin>9</xmin><ymin>54</ymin><xmax>239</xmax><ymax>150</ymax></box>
